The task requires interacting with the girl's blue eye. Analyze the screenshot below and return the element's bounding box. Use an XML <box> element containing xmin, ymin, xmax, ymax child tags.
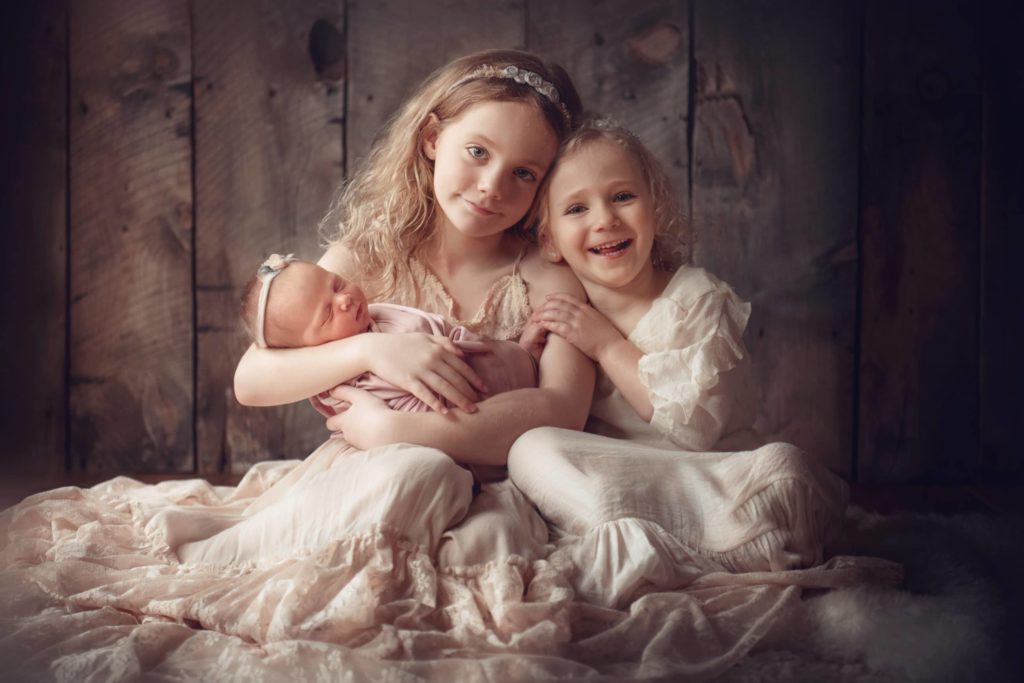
<box><xmin>467</xmin><ymin>146</ymin><xmax>486</xmax><ymax>159</ymax></box>
<box><xmin>513</xmin><ymin>168</ymin><xmax>536</xmax><ymax>181</ymax></box>
<box><xmin>613</xmin><ymin>191</ymin><xmax>636</xmax><ymax>202</ymax></box>
<box><xmin>565</xmin><ymin>204</ymin><xmax>586</xmax><ymax>215</ymax></box>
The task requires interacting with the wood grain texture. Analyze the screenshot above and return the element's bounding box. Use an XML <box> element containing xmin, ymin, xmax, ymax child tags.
<box><xmin>859</xmin><ymin>0</ymin><xmax>981</xmax><ymax>483</ymax></box>
<box><xmin>69</xmin><ymin>0</ymin><xmax>193</xmax><ymax>473</ymax></box>
<box><xmin>194</xmin><ymin>0</ymin><xmax>345</xmax><ymax>474</ymax></box>
<box><xmin>0</xmin><ymin>1</ymin><xmax>67</xmax><ymax>477</ymax></box>
<box><xmin>692</xmin><ymin>0</ymin><xmax>862</xmax><ymax>477</ymax></box>
<box><xmin>528</xmin><ymin>0</ymin><xmax>691</xmax><ymax>220</ymax></box>
<box><xmin>345</xmin><ymin>0</ymin><xmax>525</xmax><ymax>174</ymax></box>
<box><xmin>980</xmin><ymin>0</ymin><xmax>1024</xmax><ymax>481</ymax></box>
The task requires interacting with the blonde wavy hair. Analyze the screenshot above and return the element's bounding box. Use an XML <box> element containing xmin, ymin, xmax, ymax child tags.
<box><xmin>536</xmin><ymin>116</ymin><xmax>689</xmax><ymax>271</ymax></box>
<box><xmin>321</xmin><ymin>49</ymin><xmax>582</xmax><ymax>298</ymax></box>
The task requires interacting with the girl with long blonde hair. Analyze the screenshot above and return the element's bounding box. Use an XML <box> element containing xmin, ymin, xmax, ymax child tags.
<box><xmin>183</xmin><ymin>49</ymin><xmax>594</xmax><ymax>568</ymax></box>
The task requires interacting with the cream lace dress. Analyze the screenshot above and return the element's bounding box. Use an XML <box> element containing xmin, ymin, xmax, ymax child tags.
<box><xmin>0</xmin><ymin>261</ymin><xmax>900</xmax><ymax>682</ymax></box>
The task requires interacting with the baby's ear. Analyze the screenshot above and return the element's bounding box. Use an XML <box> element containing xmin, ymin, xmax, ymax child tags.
<box><xmin>421</xmin><ymin>113</ymin><xmax>441</xmax><ymax>160</ymax></box>
<box><xmin>538</xmin><ymin>230</ymin><xmax>563</xmax><ymax>263</ymax></box>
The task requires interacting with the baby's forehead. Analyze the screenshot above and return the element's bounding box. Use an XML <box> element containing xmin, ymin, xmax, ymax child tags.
<box><xmin>268</xmin><ymin>263</ymin><xmax>320</xmax><ymax>305</ymax></box>
<box><xmin>278</xmin><ymin>261</ymin><xmax>323</xmax><ymax>285</ymax></box>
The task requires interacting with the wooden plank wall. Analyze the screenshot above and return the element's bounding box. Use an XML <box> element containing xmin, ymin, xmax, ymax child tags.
<box><xmin>193</xmin><ymin>0</ymin><xmax>344</xmax><ymax>475</ymax></box>
<box><xmin>1</xmin><ymin>0</ymin><xmax>1018</xmax><ymax>487</ymax></box>
<box><xmin>692</xmin><ymin>0</ymin><xmax>862</xmax><ymax>477</ymax></box>
<box><xmin>859</xmin><ymin>0</ymin><xmax>982</xmax><ymax>482</ymax></box>
<box><xmin>68</xmin><ymin>0</ymin><xmax>194</xmax><ymax>473</ymax></box>
<box><xmin>0</xmin><ymin>0</ymin><xmax>67</xmax><ymax>480</ymax></box>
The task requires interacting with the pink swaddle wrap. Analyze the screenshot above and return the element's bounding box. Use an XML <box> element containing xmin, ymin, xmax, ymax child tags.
<box><xmin>311</xmin><ymin>302</ymin><xmax>538</xmax><ymax>419</ymax></box>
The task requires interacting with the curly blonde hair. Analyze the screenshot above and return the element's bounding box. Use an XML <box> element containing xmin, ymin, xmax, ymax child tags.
<box><xmin>536</xmin><ymin>116</ymin><xmax>689</xmax><ymax>271</ymax></box>
<box><xmin>321</xmin><ymin>49</ymin><xmax>583</xmax><ymax>298</ymax></box>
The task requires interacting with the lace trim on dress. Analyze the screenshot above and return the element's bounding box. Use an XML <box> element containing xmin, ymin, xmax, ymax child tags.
<box><xmin>401</xmin><ymin>254</ymin><xmax>531</xmax><ymax>341</ymax></box>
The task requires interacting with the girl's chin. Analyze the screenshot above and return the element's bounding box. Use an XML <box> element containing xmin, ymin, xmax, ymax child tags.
<box><xmin>447</xmin><ymin>219</ymin><xmax>513</xmax><ymax>240</ymax></box>
<box><xmin>583</xmin><ymin>260</ymin><xmax>656</xmax><ymax>291</ymax></box>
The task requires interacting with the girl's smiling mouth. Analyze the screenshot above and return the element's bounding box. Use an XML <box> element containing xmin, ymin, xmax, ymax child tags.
<box><xmin>463</xmin><ymin>197</ymin><xmax>498</xmax><ymax>216</ymax></box>
<box><xmin>589</xmin><ymin>238</ymin><xmax>633</xmax><ymax>257</ymax></box>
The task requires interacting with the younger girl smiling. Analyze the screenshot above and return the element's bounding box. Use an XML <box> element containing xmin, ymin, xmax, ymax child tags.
<box><xmin>510</xmin><ymin>118</ymin><xmax>853</xmax><ymax>607</ymax></box>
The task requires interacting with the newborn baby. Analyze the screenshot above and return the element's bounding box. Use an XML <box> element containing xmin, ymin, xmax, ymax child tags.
<box><xmin>241</xmin><ymin>254</ymin><xmax>541</xmax><ymax>417</ymax></box>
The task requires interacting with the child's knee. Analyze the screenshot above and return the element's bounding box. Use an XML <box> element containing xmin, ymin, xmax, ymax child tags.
<box><xmin>508</xmin><ymin>426</ymin><xmax>571</xmax><ymax>478</ymax></box>
<box><xmin>755</xmin><ymin>443</ymin><xmax>847</xmax><ymax>496</ymax></box>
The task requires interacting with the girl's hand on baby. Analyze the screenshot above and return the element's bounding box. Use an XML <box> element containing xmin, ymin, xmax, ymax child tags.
<box><xmin>532</xmin><ymin>293</ymin><xmax>623</xmax><ymax>362</ymax></box>
<box><xmin>367</xmin><ymin>333</ymin><xmax>485</xmax><ymax>414</ymax></box>
<box><xmin>324</xmin><ymin>386</ymin><xmax>394</xmax><ymax>448</ymax></box>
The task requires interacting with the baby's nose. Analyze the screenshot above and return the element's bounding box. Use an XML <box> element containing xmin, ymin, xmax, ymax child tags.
<box><xmin>335</xmin><ymin>292</ymin><xmax>353</xmax><ymax>309</ymax></box>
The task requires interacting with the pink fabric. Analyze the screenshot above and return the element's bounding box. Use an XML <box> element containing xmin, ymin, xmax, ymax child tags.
<box><xmin>310</xmin><ymin>303</ymin><xmax>537</xmax><ymax>417</ymax></box>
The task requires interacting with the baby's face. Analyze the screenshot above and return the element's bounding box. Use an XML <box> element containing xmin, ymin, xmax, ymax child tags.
<box><xmin>265</xmin><ymin>262</ymin><xmax>370</xmax><ymax>347</ymax></box>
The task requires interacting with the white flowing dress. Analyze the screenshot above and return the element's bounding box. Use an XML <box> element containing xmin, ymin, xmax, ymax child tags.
<box><xmin>509</xmin><ymin>266</ymin><xmax>857</xmax><ymax>608</ymax></box>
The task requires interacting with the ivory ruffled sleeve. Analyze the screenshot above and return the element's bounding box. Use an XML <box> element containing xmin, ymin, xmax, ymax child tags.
<box><xmin>632</xmin><ymin>268</ymin><xmax>757</xmax><ymax>451</ymax></box>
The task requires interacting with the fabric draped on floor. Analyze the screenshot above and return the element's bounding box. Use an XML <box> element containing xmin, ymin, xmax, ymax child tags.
<box><xmin>1</xmin><ymin>445</ymin><xmax>900</xmax><ymax>682</ymax></box>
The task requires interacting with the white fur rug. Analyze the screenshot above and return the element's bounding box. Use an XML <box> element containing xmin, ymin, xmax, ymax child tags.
<box><xmin>716</xmin><ymin>507</ymin><xmax>1024</xmax><ymax>683</ymax></box>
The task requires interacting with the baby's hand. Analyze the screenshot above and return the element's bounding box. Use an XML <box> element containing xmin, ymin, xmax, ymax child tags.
<box><xmin>518</xmin><ymin>320</ymin><xmax>549</xmax><ymax>362</ymax></box>
<box><xmin>532</xmin><ymin>293</ymin><xmax>624</xmax><ymax>362</ymax></box>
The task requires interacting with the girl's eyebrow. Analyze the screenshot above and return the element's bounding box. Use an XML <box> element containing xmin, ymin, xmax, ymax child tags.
<box><xmin>554</xmin><ymin>187</ymin><xmax>588</xmax><ymax>204</ymax></box>
<box><xmin>556</xmin><ymin>176</ymin><xmax>636</xmax><ymax>197</ymax></box>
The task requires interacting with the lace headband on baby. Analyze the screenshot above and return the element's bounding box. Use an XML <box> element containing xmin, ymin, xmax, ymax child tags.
<box><xmin>453</xmin><ymin>64</ymin><xmax>571</xmax><ymax>125</ymax></box>
<box><xmin>254</xmin><ymin>253</ymin><xmax>297</xmax><ymax>348</ymax></box>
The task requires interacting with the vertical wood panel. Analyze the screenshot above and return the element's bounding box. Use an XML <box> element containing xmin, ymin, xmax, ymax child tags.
<box><xmin>859</xmin><ymin>0</ymin><xmax>981</xmax><ymax>482</ymax></box>
<box><xmin>0</xmin><ymin>1</ymin><xmax>67</xmax><ymax>478</ymax></box>
<box><xmin>345</xmin><ymin>0</ymin><xmax>525</xmax><ymax>175</ymax></box>
<box><xmin>980</xmin><ymin>0</ymin><xmax>1024</xmax><ymax>480</ymax></box>
<box><xmin>194</xmin><ymin>0</ymin><xmax>345</xmax><ymax>474</ymax></box>
<box><xmin>528</xmin><ymin>0</ymin><xmax>690</xmax><ymax>220</ymax></box>
<box><xmin>692</xmin><ymin>0</ymin><xmax>862</xmax><ymax>477</ymax></box>
<box><xmin>69</xmin><ymin>0</ymin><xmax>193</xmax><ymax>473</ymax></box>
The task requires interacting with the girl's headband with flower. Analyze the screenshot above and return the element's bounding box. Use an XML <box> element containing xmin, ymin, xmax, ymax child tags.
<box><xmin>451</xmin><ymin>64</ymin><xmax>571</xmax><ymax>125</ymax></box>
<box><xmin>254</xmin><ymin>253</ymin><xmax>297</xmax><ymax>348</ymax></box>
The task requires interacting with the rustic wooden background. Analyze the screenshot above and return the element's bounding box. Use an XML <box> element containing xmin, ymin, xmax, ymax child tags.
<box><xmin>1</xmin><ymin>0</ymin><xmax>1020</xmax><ymax>487</ymax></box>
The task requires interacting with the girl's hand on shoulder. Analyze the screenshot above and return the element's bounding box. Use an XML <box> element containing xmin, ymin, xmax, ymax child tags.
<box><xmin>532</xmin><ymin>293</ymin><xmax>623</xmax><ymax>361</ymax></box>
<box><xmin>517</xmin><ymin>319</ymin><xmax>549</xmax><ymax>361</ymax></box>
<box><xmin>367</xmin><ymin>333</ymin><xmax>486</xmax><ymax>414</ymax></box>
<box><xmin>324</xmin><ymin>386</ymin><xmax>395</xmax><ymax>449</ymax></box>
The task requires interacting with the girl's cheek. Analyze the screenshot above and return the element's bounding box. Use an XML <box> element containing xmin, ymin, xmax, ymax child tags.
<box><xmin>523</xmin><ymin>182</ymin><xmax>543</xmax><ymax>204</ymax></box>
